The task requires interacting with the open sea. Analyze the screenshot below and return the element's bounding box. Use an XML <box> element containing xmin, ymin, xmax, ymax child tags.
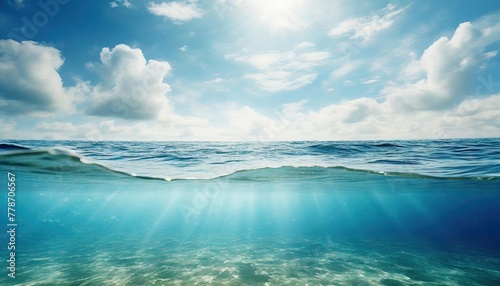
<box><xmin>0</xmin><ymin>139</ymin><xmax>499</xmax><ymax>285</ymax></box>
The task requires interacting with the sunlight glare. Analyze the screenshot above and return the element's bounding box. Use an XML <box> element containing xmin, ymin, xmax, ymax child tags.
<box><xmin>250</xmin><ymin>0</ymin><xmax>305</xmax><ymax>30</ymax></box>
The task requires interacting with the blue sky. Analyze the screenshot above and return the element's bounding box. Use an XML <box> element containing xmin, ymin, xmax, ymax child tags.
<box><xmin>1</xmin><ymin>0</ymin><xmax>500</xmax><ymax>140</ymax></box>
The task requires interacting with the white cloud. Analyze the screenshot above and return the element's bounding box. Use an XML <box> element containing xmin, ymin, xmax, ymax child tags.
<box><xmin>225</xmin><ymin>106</ymin><xmax>275</xmax><ymax>138</ymax></box>
<box><xmin>147</xmin><ymin>1</ymin><xmax>203</xmax><ymax>22</ymax></box>
<box><xmin>4</xmin><ymin>92</ymin><xmax>500</xmax><ymax>140</ymax></box>
<box><xmin>0</xmin><ymin>118</ymin><xmax>15</xmax><ymax>137</ymax></box>
<box><xmin>205</xmin><ymin>77</ymin><xmax>223</xmax><ymax>84</ymax></box>
<box><xmin>329</xmin><ymin>4</ymin><xmax>407</xmax><ymax>42</ymax></box>
<box><xmin>343</xmin><ymin>80</ymin><xmax>354</xmax><ymax>86</ymax></box>
<box><xmin>362</xmin><ymin>78</ymin><xmax>379</xmax><ymax>85</ymax></box>
<box><xmin>281</xmin><ymin>99</ymin><xmax>308</xmax><ymax>115</ymax></box>
<box><xmin>110</xmin><ymin>0</ymin><xmax>132</xmax><ymax>8</ymax></box>
<box><xmin>244</xmin><ymin>72</ymin><xmax>316</xmax><ymax>93</ymax></box>
<box><xmin>318</xmin><ymin>95</ymin><xmax>500</xmax><ymax>139</ymax></box>
<box><xmin>179</xmin><ymin>45</ymin><xmax>188</xmax><ymax>52</ymax></box>
<box><xmin>217</xmin><ymin>94</ymin><xmax>500</xmax><ymax>140</ymax></box>
<box><xmin>297</xmin><ymin>51</ymin><xmax>331</xmax><ymax>62</ymax></box>
<box><xmin>228</xmin><ymin>49</ymin><xmax>331</xmax><ymax>92</ymax></box>
<box><xmin>0</xmin><ymin>40</ymin><xmax>72</xmax><ymax>115</ymax></box>
<box><xmin>330</xmin><ymin>60</ymin><xmax>362</xmax><ymax>79</ymax></box>
<box><xmin>85</xmin><ymin>44</ymin><xmax>172</xmax><ymax>120</ymax></box>
<box><xmin>230</xmin><ymin>52</ymin><xmax>293</xmax><ymax>70</ymax></box>
<box><xmin>3</xmin><ymin>17</ymin><xmax>500</xmax><ymax>141</ymax></box>
<box><xmin>210</xmin><ymin>21</ymin><xmax>500</xmax><ymax>140</ymax></box>
<box><xmin>11</xmin><ymin>116</ymin><xmax>210</xmax><ymax>140</ymax></box>
<box><xmin>295</xmin><ymin>42</ymin><xmax>316</xmax><ymax>50</ymax></box>
<box><xmin>385</xmin><ymin>22</ymin><xmax>497</xmax><ymax>111</ymax></box>
<box><xmin>30</xmin><ymin>120</ymin><xmax>149</xmax><ymax>140</ymax></box>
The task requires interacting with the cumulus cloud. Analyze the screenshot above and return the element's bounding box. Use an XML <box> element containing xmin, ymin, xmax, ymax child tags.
<box><xmin>207</xmin><ymin>99</ymin><xmax>382</xmax><ymax>140</ymax></box>
<box><xmin>329</xmin><ymin>4</ymin><xmax>407</xmax><ymax>42</ymax></box>
<box><xmin>3</xmin><ymin>18</ymin><xmax>500</xmax><ymax>141</ymax></box>
<box><xmin>226</xmin><ymin>46</ymin><xmax>331</xmax><ymax>92</ymax></box>
<box><xmin>4</xmin><ymin>92</ymin><xmax>500</xmax><ymax>140</ymax></box>
<box><xmin>385</xmin><ymin>22</ymin><xmax>497</xmax><ymax>111</ymax></box>
<box><xmin>147</xmin><ymin>1</ymin><xmax>203</xmax><ymax>22</ymax></box>
<box><xmin>214</xmin><ymin>94</ymin><xmax>500</xmax><ymax>141</ymax></box>
<box><xmin>317</xmin><ymin>96</ymin><xmax>499</xmax><ymax>139</ymax></box>
<box><xmin>0</xmin><ymin>40</ymin><xmax>71</xmax><ymax>115</ymax></box>
<box><xmin>86</xmin><ymin>44</ymin><xmax>172</xmax><ymax>120</ymax></box>
<box><xmin>211</xmin><ymin>21</ymin><xmax>500</xmax><ymax>140</ymax></box>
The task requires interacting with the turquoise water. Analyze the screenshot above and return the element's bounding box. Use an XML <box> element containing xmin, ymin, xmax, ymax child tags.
<box><xmin>1</xmin><ymin>139</ymin><xmax>500</xmax><ymax>285</ymax></box>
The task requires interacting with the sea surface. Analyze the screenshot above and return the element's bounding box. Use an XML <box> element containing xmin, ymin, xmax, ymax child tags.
<box><xmin>0</xmin><ymin>139</ymin><xmax>499</xmax><ymax>285</ymax></box>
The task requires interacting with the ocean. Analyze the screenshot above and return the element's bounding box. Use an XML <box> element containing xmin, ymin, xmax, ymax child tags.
<box><xmin>0</xmin><ymin>139</ymin><xmax>499</xmax><ymax>285</ymax></box>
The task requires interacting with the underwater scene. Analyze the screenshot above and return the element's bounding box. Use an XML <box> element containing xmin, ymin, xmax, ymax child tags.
<box><xmin>1</xmin><ymin>139</ymin><xmax>499</xmax><ymax>285</ymax></box>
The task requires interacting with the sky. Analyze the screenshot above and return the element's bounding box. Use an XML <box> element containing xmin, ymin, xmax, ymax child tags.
<box><xmin>0</xmin><ymin>0</ymin><xmax>500</xmax><ymax>141</ymax></box>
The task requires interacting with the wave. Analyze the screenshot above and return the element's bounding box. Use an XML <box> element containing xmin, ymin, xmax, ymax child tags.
<box><xmin>0</xmin><ymin>143</ymin><xmax>30</xmax><ymax>151</ymax></box>
<box><xmin>1</xmin><ymin>144</ymin><xmax>498</xmax><ymax>182</ymax></box>
<box><xmin>0</xmin><ymin>146</ymin><xmax>136</xmax><ymax>177</ymax></box>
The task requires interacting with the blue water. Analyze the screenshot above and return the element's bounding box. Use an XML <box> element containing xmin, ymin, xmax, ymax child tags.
<box><xmin>0</xmin><ymin>139</ymin><xmax>499</xmax><ymax>285</ymax></box>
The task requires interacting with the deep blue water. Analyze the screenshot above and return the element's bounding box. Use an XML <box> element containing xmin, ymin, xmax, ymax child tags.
<box><xmin>0</xmin><ymin>139</ymin><xmax>499</xmax><ymax>285</ymax></box>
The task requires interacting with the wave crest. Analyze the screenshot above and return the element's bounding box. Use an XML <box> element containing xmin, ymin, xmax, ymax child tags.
<box><xmin>1</xmin><ymin>145</ymin><xmax>498</xmax><ymax>182</ymax></box>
